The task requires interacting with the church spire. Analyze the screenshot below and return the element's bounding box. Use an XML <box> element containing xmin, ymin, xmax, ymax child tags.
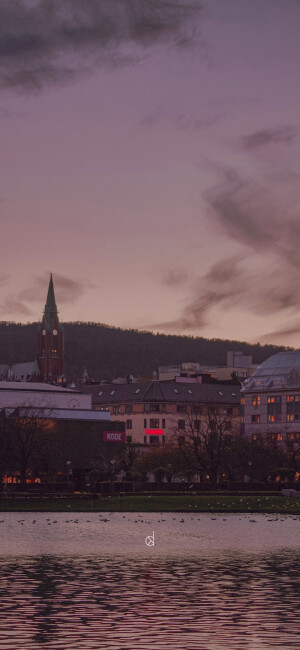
<box><xmin>45</xmin><ymin>273</ymin><xmax>57</xmax><ymax>313</ymax></box>
<box><xmin>37</xmin><ymin>273</ymin><xmax>65</xmax><ymax>382</ymax></box>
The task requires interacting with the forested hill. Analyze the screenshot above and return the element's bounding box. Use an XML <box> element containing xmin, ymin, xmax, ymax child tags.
<box><xmin>0</xmin><ymin>321</ymin><xmax>288</xmax><ymax>382</ymax></box>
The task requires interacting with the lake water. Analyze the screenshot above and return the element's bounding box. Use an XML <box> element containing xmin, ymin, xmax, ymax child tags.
<box><xmin>0</xmin><ymin>513</ymin><xmax>299</xmax><ymax>649</ymax></box>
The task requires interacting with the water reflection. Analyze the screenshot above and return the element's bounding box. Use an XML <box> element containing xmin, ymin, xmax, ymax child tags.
<box><xmin>0</xmin><ymin>552</ymin><xmax>299</xmax><ymax>649</ymax></box>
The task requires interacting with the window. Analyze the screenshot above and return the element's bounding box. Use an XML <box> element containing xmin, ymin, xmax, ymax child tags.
<box><xmin>125</xmin><ymin>405</ymin><xmax>132</xmax><ymax>414</ymax></box>
<box><xmin>177</xmin><ymin>405</ymin><xmax>187</xmax><ymax>413</ymax></box>
<box><xmin>173</xmin><ymin>388</ymin><xmax>179</xmax><ymax>394</ymax></box>
<box><xmin>144</xmin><ymin>435</ymin><xmax>147</xmax><ymax>444</ymax></box>
<box><xmin>194</xmin><ymin>420</ymin><xmax>200</xmax><ymax>431</ymax></box>
<box><xmin>268</xmin><ymin>432</ymin><xmax>283</xmax><ymax>442</ymax></box>
<box><xmin>144</xmin><ymin>419</ymin><xmax>147</xmax><ymax>428</ymax></box>
<box><xmin>126</xmin><ymin>420</ymin><xmax>132</xmax><ymax>430</ymax></box>
<box><xmin>150</xmin><ymin>418</ymin><xmax>159</xmax><ymax>428</ymax></box>
<box><xmin>162</xmin><ymin>418</ymin><xmax>166</xmax><ymax>429</ymax></box>
<box><xmin>286</xmin><ymin>395</ymin><xmax>300</xmax><ymax>421</ymax></box>
<box><xmin>252</xmin><ymin>395</ymin><xmax>261</xmax><ymax>407</ymax></box>
<box><xmin>178</xmin><ymin>419</ymin><xmax>185</xmax><ymax>430</ymax></box>
<box><xmin>113</xmin><ymin>406</ymin><xmax>120</xmax><ymax>414</ymax></box>
<box><xmin>162</xmin><ymin>435</ymin><xmax>165</xmax><ymax>444</ymax></box>
<box><xmin>178</xmin><ymin>435</ymin><xmax>185</xmax><ymax>445</ymax></box>
<box><xmin>150</xmin><ymin>435</ymin><xmax>159</xmax><ymax>445</ymax></box>
<box><xmin>193</xmin><ymin>406</ymin><xmax>202</xmax><ymax>415</ymax></box>
<box><xmin>187</xmin><ymin>389</ymin><xmax>193</xmax><ymax>394</ymax></box>
<box><xmin>110</xmin><ymin>390</ymin><xmax>116</xmax><ymax>396</ymax></box>
<box><xmin>287</xmin><ymin>432</ymin><xmax>300</xmax><ymax>441</ymax></box>
<box><xmin>252</xmin><ymin>434</ymin><xmax>257</xmax><ymax>441</ymax></box>
<box><xmin>126</xmin><ymin>435</ymin><xmax>132</xmax><ymax>443</ymax></box>
<box><xmin>150</xmin><ymin>404</ymin><xmax>160</xmax><ymax>412</ymax></box>
<box><xmin>267</xmin><ymin>395</ymin><xmax>281</xmax><ymax>422</ymax></box>
<box><xmin>225</xmin><ymin>420</ymin><xmax>232</xmax><ymax>431</ymax></box>
<box><xmin>134</xmin><ymin>388</ymin><xmax>140</xmax><ymax>394</ymax></box>
<box><xmin>144</xmin><ymin>404</ymin><xmax>150</xmax><ymax>413</ymax></box>
<box><xmin>223</xmin><ymin>407</ymin><xmax>233</xmax><ymax>415</ymax></box>
<box><xmin>251</xmin><ymin>414</ymin><xmax>260</xmax><ymax>423</ymax></box>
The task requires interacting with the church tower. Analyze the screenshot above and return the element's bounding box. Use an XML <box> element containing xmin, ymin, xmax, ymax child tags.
<box><xmin>37</xmin><ymin>274</ymin><xmax>64</xmax><ymax>383</ymax></box>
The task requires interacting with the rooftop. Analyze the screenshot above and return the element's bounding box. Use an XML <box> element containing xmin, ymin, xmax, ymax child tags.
<box><xmin>0</xmin><ymin>381</ymin><xmax>80</xmax><ymax>394</ymax></box>
<box><xmin>80</xmin><ymin>381</ymin><xmax>240</xmax><ymax>405</ymax></box>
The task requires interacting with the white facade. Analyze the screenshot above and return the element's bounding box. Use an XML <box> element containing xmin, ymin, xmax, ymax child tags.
<box><xmin>0</xmin><ymin>381</ymin><xmax>91</xmax><ymax>410</ymax></box>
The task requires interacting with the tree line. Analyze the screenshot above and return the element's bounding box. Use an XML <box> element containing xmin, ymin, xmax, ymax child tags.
<box><xmin>0</xmin><ymin>407</ymin><xmax>298</xmax><ymax>489</ymax></box>
<box><xmin>0</xmin><ymin>321</ymin><xmax>288</xmax><ymax>382</ymax></box>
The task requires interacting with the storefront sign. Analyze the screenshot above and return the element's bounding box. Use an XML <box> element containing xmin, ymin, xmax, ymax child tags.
<box><xmin>103</xmin><ymin>431</ymin><xmax>126</xmax><ymax>442</ymax></box>
<box><xmin>146</xmin><ymin>429</ymin><xmax>163</xmax><ymax>435</ymax></box>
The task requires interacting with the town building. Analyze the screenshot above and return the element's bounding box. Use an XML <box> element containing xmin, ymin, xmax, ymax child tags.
<box><xmin>0</xmin><ymin>381</ymin><xmax>125</xmax><ymax>487</ymax></box>
<box><xmin>158</xmin><ymin>352</ymin><xmax>257</xmax><ymax>383</ymax></box>
<box><xmin>241</xmin><ymin>350</ymin><xmax>300</xmax><ymax>449</ymax></box>
<box><xmin>81</xmin><ymin>379</ymin><xmax>241</xmax><ymax>445</ymax></box>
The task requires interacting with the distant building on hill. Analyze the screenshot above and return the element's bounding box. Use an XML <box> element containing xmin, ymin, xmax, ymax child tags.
<box><xmin>158</xmin><ymin>352</ymin><xmax>257</xmax><ymax>383</ymax></box>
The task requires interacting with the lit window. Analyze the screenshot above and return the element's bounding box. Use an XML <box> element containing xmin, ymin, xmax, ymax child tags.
<box><xmin>267</xmin><ymin>395</ymin><xmax>281</xmax><ymax>421</ymax></box>
<box><xmin>134</xmin><ymin>388</ymin><xmax>140</xmax><ymax>394</ymax></box>
<box><xmin>251</xmin><ymin>414</ymin><xmax>260</xmax><ymax>423</ymax></box>
<box><xmin>252</xmin><ymin>395</ymin><xmax>261</xmax><ymax>407</ymax></box>
<box><xmin>110</xmin><ymin>390</ymin><xmax>116</xmax><ymax>395</ymax></box>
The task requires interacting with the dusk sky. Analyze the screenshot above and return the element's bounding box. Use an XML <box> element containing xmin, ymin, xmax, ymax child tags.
<box><xmin>1</xmin><ymin>0</ymin><xmax>300</xmax><ymax>346</ymax></box>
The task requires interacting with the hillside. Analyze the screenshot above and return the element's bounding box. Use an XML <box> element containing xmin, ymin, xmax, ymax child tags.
<box><xmin>0</xmin><ymin>321</ymin><xmax>288</xmax><ymax>382</ymax></box>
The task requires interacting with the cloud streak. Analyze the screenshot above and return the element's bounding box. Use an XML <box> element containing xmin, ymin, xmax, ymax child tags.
<box><xmin>241</xmin><ymin>125</ymin><xmax>298</xmax><ymax>150</ymax></box>
<box><xmin>1</xmin><ymin>299</ymin><xmax>32</xmax><ymax>317</ymax></box>
<box><xmin>147</xmin><ymin>164</ymin><xmax>300</xmax><ymax>336</ymax></box>
<box><xmin>0</xmin><ymin>0</ymin><xmax>201</xmax><ymax>92</ymax></box>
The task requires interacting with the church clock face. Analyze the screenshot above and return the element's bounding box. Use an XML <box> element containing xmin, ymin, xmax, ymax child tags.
<box><xmin>68</xmin><ymin>398</ymin><xmax>80</xmax><ymax>409</ymax></box>
<box><xmin>42</xmin><ymin>329</ymin><xmax>46</xmax><ymax>335</ymax></box>
<box><xmin>53</xmin><ymin>329</ymin><xmax>58</xmax><ymax>335</ymax></box>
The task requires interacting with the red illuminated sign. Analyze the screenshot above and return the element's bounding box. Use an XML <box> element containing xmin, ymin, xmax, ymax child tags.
<box><xmin>146</xmin><ymin>429</ymin><xmax>163</xmax><ymax>435</ymax></box>
<box><xmin>103</xmin><ymin>431</ymin><xmax>126</xmax><ymax>442</ymax></box>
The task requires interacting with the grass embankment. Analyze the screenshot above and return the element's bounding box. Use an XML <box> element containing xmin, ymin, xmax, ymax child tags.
<box><xmin>0</xmin><ymin>495</ymin><xmax>299</xmax><ymax>514</ymax></box>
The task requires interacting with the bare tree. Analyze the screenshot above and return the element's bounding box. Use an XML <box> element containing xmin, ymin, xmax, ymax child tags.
<box><xmin>170</xmin><ymin>405</ymin><xmax>240</xmax><ymax>484</ymax></box>
<box><xmin>0</xmin><ymin>406</ymin><xmax>57</xmax><ymax>485</ymax></box>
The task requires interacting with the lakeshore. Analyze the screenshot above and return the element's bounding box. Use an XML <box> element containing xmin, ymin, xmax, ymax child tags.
<box><xmin>0</xmin><ymin>494</ymin><xmax>299</xmax><ymax>513</ymax></box>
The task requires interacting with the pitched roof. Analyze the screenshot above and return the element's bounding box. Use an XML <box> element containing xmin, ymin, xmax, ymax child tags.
<box><xmin>80</xmin><ymin>381</ymin><xmax>240</xmax><ymax>405</ymax></box>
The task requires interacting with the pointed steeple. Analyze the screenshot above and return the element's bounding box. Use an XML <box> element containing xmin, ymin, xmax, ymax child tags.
<box><xmin>45</xmin><ymin>273</ymin><xmax>57</xmax><ymax>313</ymax></box>
<box><xmin>37</xmin><ymin>273</ymin><xmax>64</xmax><ymax>382</ymax></box>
